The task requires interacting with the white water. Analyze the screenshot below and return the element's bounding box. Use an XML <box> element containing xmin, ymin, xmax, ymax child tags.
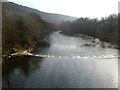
<box><xmin>29</xmin><ymin>31</ymin><xmax>119</xmax><ymax>60</ymax></box>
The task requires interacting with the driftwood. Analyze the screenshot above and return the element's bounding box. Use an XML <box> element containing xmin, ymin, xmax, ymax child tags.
<box><xmin>3</xmin><ymin>48</ymin><xmax>33</xmax><ymax>58</ymax></box>
<box><xmin>11</xmin><ymin>50</ymin><xmax>29</xmax><ymax>56</ymax></box>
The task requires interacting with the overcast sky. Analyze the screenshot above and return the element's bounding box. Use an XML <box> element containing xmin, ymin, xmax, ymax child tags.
<box><xmin>7</xmin><ymin>0</ymin><xmax>119</xmax><ymax>18</ymax></box>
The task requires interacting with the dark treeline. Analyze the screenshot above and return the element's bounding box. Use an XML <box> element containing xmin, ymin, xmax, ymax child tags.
<box><xmin>2</xmin><ymin>9</ymin><xmax>55</xmax><ymax>55</ymax></box>
<box><xmin>60</xmin><ymin>14</ymin><xmax>118</xmax><ymax>45</ymax></box>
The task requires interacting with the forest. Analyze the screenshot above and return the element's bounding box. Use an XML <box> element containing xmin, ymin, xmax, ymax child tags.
<box><xmin>60</xmin><ymin>14</ymin><xmax>119</xmax><ymax>46</ymax></box>
<box><xmin>2</xmin><ymin>9</ymin><xmax>55</xmax><ymax>56</ymax></box>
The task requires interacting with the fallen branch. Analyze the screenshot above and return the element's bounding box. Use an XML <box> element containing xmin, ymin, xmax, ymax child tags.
<box><xmin>3</xmin><ymin>48</ymin><xmax>33</xmax><ymax>58</ymax></box>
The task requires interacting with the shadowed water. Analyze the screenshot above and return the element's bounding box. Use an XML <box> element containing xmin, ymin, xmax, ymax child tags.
<box><xmin>2</xmin><ymin>31</ymin><xmax>118</xmax><ymax>88</ymax></box>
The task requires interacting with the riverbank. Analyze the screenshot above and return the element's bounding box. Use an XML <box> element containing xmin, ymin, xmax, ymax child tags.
<box><xmin>60</xmin><ymin>32</ymin><xmax>119</xmax><ymax>49</ymax></box>
<box><xmin>59</xmin><ymin>14</ymin><xmax>118</xmax><ymax>47</ymax></box>
<box><xmin>3</xmin><ymin>9</ymin><xmax>55</xmax><ymax>57</ymax></box>
<box><xmin>2</xmin><ymin>35</ymin><xmax>51</xmax><ymax>58</ymax></box>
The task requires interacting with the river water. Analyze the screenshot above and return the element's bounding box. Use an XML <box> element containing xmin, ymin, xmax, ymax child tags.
<box><xmin>2</xmin><ymin>31</ymin><xmax>118</xmax><ymax>88</ymax></box>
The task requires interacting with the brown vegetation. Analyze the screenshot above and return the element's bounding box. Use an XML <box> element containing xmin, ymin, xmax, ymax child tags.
<box><xmin>60</xmin><ymin>14</ymin><xmax>119</xmax><ymax>46</ymax></box>
<box><xmin>2</xmin><ymin>9</ymin><xmax>54</xmax><ymax>56</ymax></box>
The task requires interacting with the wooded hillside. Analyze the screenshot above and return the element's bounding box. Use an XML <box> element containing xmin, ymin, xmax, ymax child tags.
<box><xmin>2</xmin><ymin>9</ymin><xmax>54</xmax><ymax>55</ymax></box>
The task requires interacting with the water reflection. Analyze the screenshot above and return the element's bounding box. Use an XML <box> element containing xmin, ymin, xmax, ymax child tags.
<box><xmin>23</xmin><ymin>58</ymin><xmax>118</xmax><ymax>88</ymax></box>
<box><xmin>2</xmin><ymin>56</ymin><xmax>43</xmax><ymax>88</ymax></box>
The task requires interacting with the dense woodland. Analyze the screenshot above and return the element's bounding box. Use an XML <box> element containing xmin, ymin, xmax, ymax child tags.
<box><xmin>60</xmin><ymin>14</ymin><xmax>119</xmax><ymax>45</ymax></box>
<box><xmin>2</xmin><ymin>9</ymin><xmax>54</xmax><ymax>55</ymax></box>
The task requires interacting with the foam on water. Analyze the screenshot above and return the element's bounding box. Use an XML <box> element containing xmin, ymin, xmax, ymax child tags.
<box><xmin>28</xmin><ymin>53</ymin><xmax>119</xmax><ymax>59</ymax></box>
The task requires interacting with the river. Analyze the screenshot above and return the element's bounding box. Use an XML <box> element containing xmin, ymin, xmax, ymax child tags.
<box><xmin>2</xmin><ymin>31</ymin><xmax>118</xmax><ymax>88</ymax></box>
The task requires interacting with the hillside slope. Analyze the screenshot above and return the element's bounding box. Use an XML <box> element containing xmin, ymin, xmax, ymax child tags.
<box><xmin>2</xmin><ymin>2</ymin><xmax>77</xmax><ymax>24</ymax></box>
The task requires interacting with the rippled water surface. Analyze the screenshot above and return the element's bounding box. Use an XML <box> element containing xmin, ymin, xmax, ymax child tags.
<box><xmin>3</xmin><ymin>31</ymin><xmax>118</xmax><ymax>88</ymax></box>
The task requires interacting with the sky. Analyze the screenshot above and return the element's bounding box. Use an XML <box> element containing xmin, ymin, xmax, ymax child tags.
<box><xmin>5</xmin><ymin>0</ymin><xmax>120</xmax><ymax>18</ymax></box>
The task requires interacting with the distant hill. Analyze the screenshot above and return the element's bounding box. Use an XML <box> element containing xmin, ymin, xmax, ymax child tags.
<box><xmin>2</xmin><ymin>2</ymin><xmax>77</xmax><ymax>24</ymax></box>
